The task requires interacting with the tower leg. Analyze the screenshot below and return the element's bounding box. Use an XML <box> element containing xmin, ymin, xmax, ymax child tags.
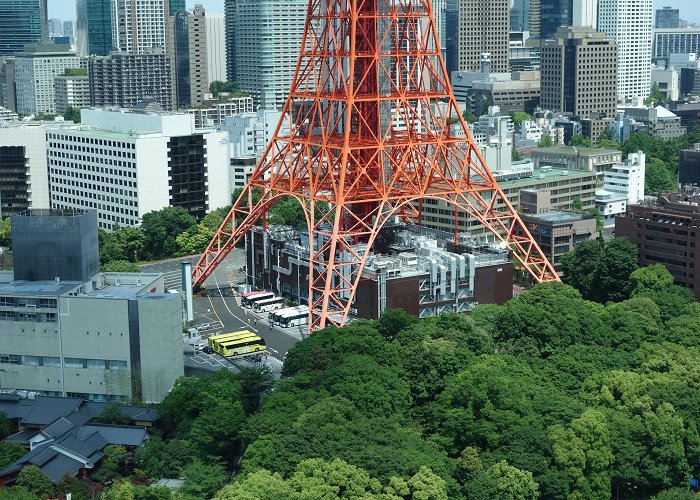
<box><xmin>192</xmin><ymin>185</ymin><xmax>286</xmax><ymax>286</ymax></box>
<box><xmin>307</xmin><ymin>202</ymin><xmax>393</xmax><ymax>330</ymax></box>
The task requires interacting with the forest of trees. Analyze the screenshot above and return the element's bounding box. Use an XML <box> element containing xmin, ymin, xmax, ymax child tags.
<box><xmin>4</xmin><ymin>239</ymin><xmax>699</xmax><ymax>499</ymax></box>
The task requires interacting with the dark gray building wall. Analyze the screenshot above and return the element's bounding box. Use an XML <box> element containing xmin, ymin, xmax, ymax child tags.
<box><xmin>11</xmin><ymin>210</ymin><xmax>100</xmax><ymax>281</ymax></box>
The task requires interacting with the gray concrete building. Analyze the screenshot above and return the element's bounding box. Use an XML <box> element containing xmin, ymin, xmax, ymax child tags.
<box><xmin>540</xmin><ymin>27</ymin><xmax>617</xmax><ymax>141</ymax></box>
<box><xmin>458</xmin><ymin>0</ymin><xmax>510</xmax><ymax>73</ymax></box>
<box><xmin>168</xmin><ymin>4</ymin><xmax>208</xmax><ymax>108</ymax></box>
<box><xmin>530</xmin><ymin>146</ymin><xmax>622</xmax><ymax>175</ymax></box>
<box><xmin>419</xmin><ymin>165</ymin><xmax>598</xmax><ymax>235</ymax></box>
<box><xmin>0</xmin><ymin>210</ymin><xmax>183</xmax><ymax>403</ymax></box>
<box><xmin>87</xmin><ymin>51</ymin><xmax>172</xmax><ymax>110</ymax></box>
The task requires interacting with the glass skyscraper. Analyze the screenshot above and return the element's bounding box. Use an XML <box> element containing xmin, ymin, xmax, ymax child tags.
<box><xmin>0</xmin><ymin>0</ymin><xmax>48</xmax><ymax>55</ymax></box>
<box><xmin>76</xmin><ymin>0</ymin><xmax>113</xmax><ymax>57</ymax></box>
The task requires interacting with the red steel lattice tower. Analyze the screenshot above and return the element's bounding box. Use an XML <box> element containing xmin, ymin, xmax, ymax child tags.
<box><xmin>193</xmin><ymin>0</ymin><xmax>559</xmax><ymax>331</ymax></box>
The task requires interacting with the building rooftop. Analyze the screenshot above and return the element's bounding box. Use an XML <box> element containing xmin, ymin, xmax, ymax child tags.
<box><xmin>0</xmin><ymin>280</ymin><xmax>82</xmax><ymax>297</ymax></box>
<box><xmin>524</xmin><ymin>210</ymin><xmax>594</xmax><ymax>223</ymax></box>
<box><xmin>498</xmin><ymin>166</ymin><xmax>595</xmax><ymax>187</ymax></box>
<box><xmin>533</xmin><ymin>146</ymin><xmax>622</xmax><ymax>156</ymax></box>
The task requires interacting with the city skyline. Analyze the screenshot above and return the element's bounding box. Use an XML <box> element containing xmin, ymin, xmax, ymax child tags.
<box><xmin>47</xmin><ymin>0</ymin><xmax>699</xmax><ymax>23</ymax></box>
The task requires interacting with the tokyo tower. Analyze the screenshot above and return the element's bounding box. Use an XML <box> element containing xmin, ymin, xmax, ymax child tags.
<box><xmin>193</xmin><ymin>0</ymin><xmax>559</xmax><ymax>331</ymax></box>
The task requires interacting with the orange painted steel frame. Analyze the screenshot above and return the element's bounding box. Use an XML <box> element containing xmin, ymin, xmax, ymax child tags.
<box><xmin>192</xmin><ymin>0</ymin><xmax>559</xmax><ymax>332</ymax></box>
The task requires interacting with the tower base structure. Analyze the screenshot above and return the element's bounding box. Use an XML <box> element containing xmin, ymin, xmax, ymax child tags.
<box><xmin>193</xmin><ymin>0</ymin><xmax>558</xmax><ymax>331</ymax></box>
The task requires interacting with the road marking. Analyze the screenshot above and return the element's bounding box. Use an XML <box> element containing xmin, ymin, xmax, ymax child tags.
<box><xmin>211</xmin><ymin>272</ymin><xmax>258</xmax><ymax>333</ymax></box>
<box><xmin>268</xmin><ymin>348</ymin><xmax>279</xmax><ymax>354</ymax></box>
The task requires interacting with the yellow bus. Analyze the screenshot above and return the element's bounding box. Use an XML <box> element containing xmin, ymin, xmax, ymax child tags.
<box><xmin>219</xmin><ymin>334</ymin><xmax>266</xmax><ymax>357</ymax></box>
<box><xmin>208</xmin><ymin>330</ymin><xmax>254</xmax><ymax>352</ymax></box>
<box><xmin>213</xmin><ymin>332</ymin><xmax>261</xmax><ymax>355</ymax></box>
<box><xmin>214</xmin><ymin>332</ymin><xmax>260</xmax><ymax>355</ymax></box>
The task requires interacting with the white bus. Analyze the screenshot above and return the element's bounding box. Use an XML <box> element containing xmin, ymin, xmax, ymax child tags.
<box><xmin>242</xmin><ymin>291</ymin><xmax>275</xmax><ymax>308</ymax></box>
<box><xmin>279</xmin><ymin>308</ymin><xmax>310</xmax><ymax>328</ymax></box>
<box><xmin>269</xmin><ymin>306</ymin><xmax>305</xmax><ymax>324</ymax></box>
<box><xmin>254</xmin><ymin>297</ymin><xmax>284</xmax><ymax>312</ymax></box>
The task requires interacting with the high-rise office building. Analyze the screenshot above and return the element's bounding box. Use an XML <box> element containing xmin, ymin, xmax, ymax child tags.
<box><xmin>541</xmin><ymin>27</ymin><xmax>617</xmax><ymax>140</ymax></box>
<box><xmin>0</xmin><ymin>0</ymin><xmax>48</xmax><ymax>56</ymax></box>
<box><xmin>540</xmin><ymin>0</ymin><xmax>572</xmax><ymax>40</ymax></box>
<box><xmin>653</xmin><ymin>28</ymin><xmax>700</xmax><ymax>61</ymax></box>
<box><xmin>63</xmin><ymin>20</ymin><xmax>74</xmax><ymax>42</ymax></box>
<box><xmin>47</xmin><ymin>109</ymin><xmax>230</xmax><ymax>228</ymax></box>
<box><xmin>168</xmin><ymin>5</ymin><xmax>208</xmax><ymax>108</ymax></box>
<box><xmin>206</xmin><ymin>12</ymin><xmax>226</xmax><ymax>84</ymax></box>
<box><xmin>458</xmin><ymin>0</ymin><xmax>509</xmax><ymax>73</ymax></box>
<box><xmin>76</xmin><ymin>0</ymin><xmax>113</xmax><ymax>57</ymax></box>
<box><xmin>598</xmin><ymin>0</ymin><xmax>653</xmax><ymax>101</ymax></box>
<box><xmin>14</xmin><ymin>44</ymin><xmax>80</xmax><ymax>115</ymax></box>
<box><xmin>169</xmin><ymin>0</ymin><xmax>185</xmax><ymax>15</ymax></box>
<box><xmin>48</xmin><ymin>18</ymin><xmax>62</xmax><ymax>36</ymax></box>
<box><xmin>445</xmin><ymin>0</ymin><xmax>458</xmax><ymax>74</ymax></box>
<box><xmin>224</xmin><ymin>0</ymin><xmax>235</xmax><ymax>82</ymax></box>
<box><xmin>572</xmin><ymin>0</ymin><xmax>597</xmax><ymax>28</ymax></box>
<box><xmin>88</xmin><ymin>51</ymin><xmax>173</xmax><ymax>110</ymax></box>
<box><xmin>656</xmin><ymin>6</ymin><xmax>680</xmax><ymax>29</ymax></box>
<box><xmin>111</xmin><ymin>0</ymin><xmax>167</xmax><ymax>54</ymax></box>
<box><xmin>0</xmin><ymin>123</ymin><xmax>51</xmax><ymax>215</ymax></box>
<box><xmin>226</xmin><ymin>0</ymin><xmax>307</xmax><ymax>109</ymax></box>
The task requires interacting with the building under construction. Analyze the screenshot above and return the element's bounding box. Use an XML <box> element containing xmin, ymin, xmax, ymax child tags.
<box><xmin>245</xmin><ymin>224</ymin><xmax>513</xmax><ymax>320</ymax></box>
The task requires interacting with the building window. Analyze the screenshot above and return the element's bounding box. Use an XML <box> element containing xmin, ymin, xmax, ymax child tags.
<box><xmin>86</xmin><ymin>359</ymin><xmax>106</xmax><ymax>370</ymax></box>
<box><xmin>107</xmin><ymin>360</ymin><xmax>128</xmax><ymax>370</ymax></box>
<box><xmin>43</xmin><ymin>357</ymin><xmax>61</xmax><ymax>367</ymax></box>
<box><xmin>21</xmin><ymin>355</ymin><xmax>41</xmax><ymax>366</ymax></box>
<box><xmin>64</xmin><ymin>357</ymin><xmax>85</xmax><ymax>368</ymax></box>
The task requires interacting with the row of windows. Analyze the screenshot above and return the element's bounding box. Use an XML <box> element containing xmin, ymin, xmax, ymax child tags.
<box><xmin>48</xmin><ymin>134</ymin><xmax>136</xmax><ymax>150</ymax></box>
<box><xmin>0</xmin><ymin>297</ymin><xmax>57</xmax><ymax>308</ymax></box>
<box><xmin>0</xmin><ymin>354</ymin><xmax>127</xmax><ymax>370</ymax></box>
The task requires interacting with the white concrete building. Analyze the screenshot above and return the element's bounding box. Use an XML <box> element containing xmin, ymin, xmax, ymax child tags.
<box><xmin>229</xmin><ymin>0</ymin><xmax>307</xmax><ymax>110</ymax></box>
<box><xmin>651</xmin><ymin>65</ymin><xmax>679</xmax><ymax>101</ymax></box>
<box><xmin>595</xmin><ymin>189</ymin><xmax>627</xmax><ymax>228</ymax></box>
<box><xmin>205</xmin><ymin>12</ymin><xmax>226</xmax><ymax>84</ymax></box>
<box><xmin>111</xmin><ymin>0</ymin><xmax>167</xmax><ymax>54</ymax></box>
<box><xmin>47</xmin><ymin>109</ymin><xmax>231</xmax><ymax>230</ymax></box>
<box><xmin>603</xmin><ymin>150</ymin><xmax>646</xmax><ymax>204</ymax></box>
<box><xmin>0</xmin><ymin>123</ymin><xmax>52</xmax><ymax>215</ymax></box>
<box><xmin>598</xmin><ymin>0</ymin><xmax>653</xmax><ymax>102</ymax></box>
<box><xmin>54</xmin><ymin>73</ymin><xmax>90</xmax><ymax>114</ymax></box>
<box><xmin>14</xmin><ymin>45</ymin><xmax>81</xmax><ymax>115</ymax></box>
<box><xmin>185</xmin><ymin>95</ymin><xmax>253</xmax><ymax>127</ymax></box>
<box><xmin>573</xmin><ymin>0</ymin><xmax>597</xmax><ymax>29</ymax></box>
<box><xmin>219</xmin><ymin>109</ymin><xmax>286</xmax><ymax>189</ymax></box>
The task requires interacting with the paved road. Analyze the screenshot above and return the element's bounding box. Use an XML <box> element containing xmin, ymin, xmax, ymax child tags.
<box><xmin>141</xmin><ymin>250</ymin><xmax>304</xmax><ymax>364</ymax></box>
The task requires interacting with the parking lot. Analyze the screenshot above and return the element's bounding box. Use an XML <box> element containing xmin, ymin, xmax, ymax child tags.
<box><xmin>141</xmin><ymin>250</ymin><xmax>304</xmax><ymax>373</ymax></box>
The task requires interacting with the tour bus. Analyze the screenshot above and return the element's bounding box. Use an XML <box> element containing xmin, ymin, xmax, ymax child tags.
<box><xmin>212</xmin><ymin>331</ymin><xmax>259</xmax><ymax>355</ymax></box>
<box><xmin>254</xmin><ymin>297</ymin><xmax>284</xmax><ymax>313</ymax></box>
<box><xmin>208</xmin><ymin>330</ymin><xmax>254</xmax><ymax>352</ymax></box>
<box><xmin>269</xmin><ymin>306</ymin><xmax>307</xmax><ymax>325</ymax></box>
<box><xmin>241</xmin><ymin>290</ymin><xmax>271</xmax><ymax>307</ymax></box>
<box><xmin>241</xmin><ymin>291</ymin><xmax>275</xmax><ymax>308</ymax></box>
<box><xmin>219</xmin><ymin>333</ymin><xmax>266</xmax><ymax>357</ymax></box>
<box><xmin>279</xmin><ymin>308</ymin><xmax>310</xmax><ymax>328</ymax></box>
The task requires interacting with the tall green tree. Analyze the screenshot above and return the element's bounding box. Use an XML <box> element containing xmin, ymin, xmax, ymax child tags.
<box><xmin>561</xmin><ymin>238</ymin><xmax>637</xmax><ymax>303</ymax></box>
<box><xmin>550</xmin><ymin>410</ymin><xmax>614</xmax><ymax>500</ymax></box>
<box><xmin>508</xmin><ymin>111</ymin><xmax>532</xmax><ymax>127</ymax></box>
<box><xmin>0</xmin><ymin>217</ymin><xmax>11</xmax><ymax>247</ymax></box>
<box><xmin>645</xmin><ymin>158</ymin><xmax>675</xmax><ymax>195</ymax></box>
<box><xmin>568</xmin><ymin>134</ymin><xmax>592</xmax><ymax>148</ymax></box>
<box><xmin>140</xmin><ymin>206</ymin><xmax>197</xmax><ymax>260</ymax></box>
<box><xmin>15</xmin><ymin>465</ymin><xmax>55</xmax><ymax>498</ymax></box>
